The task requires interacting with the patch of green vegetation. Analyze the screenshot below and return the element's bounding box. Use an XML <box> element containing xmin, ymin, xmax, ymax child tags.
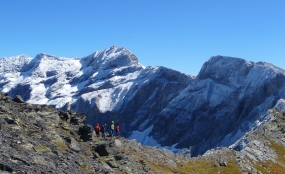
<box><xmin>79</xmin><ymin>141</ymin><xmax>86</xmax><ymax>145</ymax></box>
<box><xmin>98</xmin><ymin>156</ymin><xmax>107</xmax><ymax>162</ymax></box>
<box><xmin>61</xmin><ymin>129</ymin><xmax>70</xmax><ymax>135</ymax></box>
<box><xmin>79</xmin><ymin>163</ymin><xmax>95</xmax><ymax>174</ymax></box>
<box><xmin>16</xmin><ymin>117</ymin><xmax>24</xmax><ymax>126</ymax></box>
<box><xmin>0</xmin><ymin>124</ymin><xmax>14</xmax><ymax>131</ymax></box>
<box><xmin>269</xmin><ymin>139</ymin><xmax>285</xmax><ymax>165</ymax></box>
<box><xmin>35</xmin><ymin>144</ymin><xmax>51</xmax><ymax>151</ymax></box>
<box><xmin>176</xmin><ymin>159</ymin><xmax>241</xmax><ymax>174</ymax></box>
<box><xmin>85</xmin><ymin>150</ymin><xmax>93</xmax><ymax>156</ymax></box>
<box><xmin>92</xmin><ymin>137</ymin><xmax>100</xmax><ymax>142</ymax></box>
<box><xmin>84</xmin><ymin>143</ymin><xmax>93</xmax><ymax>150</ymax></box>
<box><xmin>255</xmin><ymin>161</ymin><xmax>285</xmax><ymax>174</ymax></box>
<box><xmin>123</xmin><ymin>148</ymin><xmax>175</xmax><ymax>173</ymax></box>
<box><xmin>22</xmin><ymin>131</ymin><xmax>32</xmax><ymax>141</ymax></box>
<box><xmin>80</xmin><ymin>163</ymin><xmax>88</xmax><ymax>170</ymax></box>
<box><xmin>23</xmin><ymin>126</ymin><xmax>41</xmax><ymax>138</ymax></box>
<box><xmin>17</xmin><ymin>144</ymin><xmax>34</xmax><ymax>152</ymax></box>
<box><xmin>55</xmin><ymin>141</ymin><xmax>68</xmax><ymax>154</ymax></box>
<box><xmin>31</xmin><ymin>131</ymin><xmax>42</xmax><ymax>139</ymax></box>
<box><xmin>255</xmin><ymin>163</ymin><xmax>269</xmax><ymax>174</ymax></box>
<box><xmin>254</xmin><ymin>139</ymin><xmax>285</xmax><ymax>174</ymax></box>
<box><xmin>114</xmin><ymin>168</ymin><xmax>124</xmax><ymax>174</ymax></box>
<box><xmin>148</xmin><ymin>162</ymin><xmax>176</xmax><ymax>174</ymax></box>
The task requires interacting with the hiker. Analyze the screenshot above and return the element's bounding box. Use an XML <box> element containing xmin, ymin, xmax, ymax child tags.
<box><xmin>94</xmin><ymin>123</ymin><xmax>101</xmax><ymax>137</ymax></box>
<box><xmin>102</xmin><ymin>124</ymin><xmax>107</xmax><ymax>139</ymax></box>
<box><xmin>115</xmin><ymin>123</ymin><xmax>120</xmax><ymax>136</ymax></box>
<box><xmin>110</xmin><ymin>121</ymin><xmax>115</xmax><ymax>137</ymax></box>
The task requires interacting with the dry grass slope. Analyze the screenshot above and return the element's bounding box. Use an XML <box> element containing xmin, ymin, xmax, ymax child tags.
<box><xmin>176</xmin><ymin>159</ymin><xmax>241</xmax><ymax>174</ymax></box>
<box><xmin>254</xmin><ymin>139</ymin><xmax>285</xmax><ymax>174</ymax></box>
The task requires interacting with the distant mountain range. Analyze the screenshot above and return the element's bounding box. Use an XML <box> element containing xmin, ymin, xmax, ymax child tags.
<box><xmin>2</xmin><ymin>45</ymin><xmax>285</xmax><ymax>156</ymax></box>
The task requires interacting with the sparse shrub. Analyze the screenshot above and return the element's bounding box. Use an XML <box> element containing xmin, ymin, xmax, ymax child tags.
<box><xmin>55</xmin><ymin>141</ymin><xmax>68</xmax><ymax>154</ymax></box>
<box><xmin>80</xmin><ymin>163</ymin><xmax>88</xmax><ymax>170</ymax></box>
<box><xmin>85</xmin><ymin>150</ymin><xmax>92</xmax><ymax>156</ymax></box>
<box><xmin>35</xmin><ymin>144</ymin><xmax>51</xmax><ymax>151</ymax></box>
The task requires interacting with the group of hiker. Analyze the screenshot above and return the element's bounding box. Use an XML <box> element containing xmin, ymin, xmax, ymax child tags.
<box><xmin>94</xmin><ymin>121</ymin><xmax>119</xmax><ymax>138</ymax></box>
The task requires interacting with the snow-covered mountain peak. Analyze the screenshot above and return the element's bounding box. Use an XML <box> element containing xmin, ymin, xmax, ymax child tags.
<box><xmin>199</xmin><ymin>55</ymin><xmax>254</xmax><ymax>73</ymax></box>
<box><xmin>197</xmin><ymin>55</ymin><xmax>254</xmax><ymax>85</ymax></box>
<box><xmin>34</xmin><ymin>53</ymin><xmax>72</xmax><ymax>61</ymax></box>
<box><xmin>201</xmin><ymin>56</ymin><xmax>284</xmax><ymax>76</ymax></box>
<box><xmin>1</xmin><ymin>54</ymin><xmax>30</xmax><ymax>60</ymax></box>
<box><xmin>80</xmin><ymin>46</ymin><xmax>142</xmax><ymax>76</ymax></box>
<box><xmin>0</xmin><ymin>46</ymin><xmax>148</xmax><ymax>109</ymax></box>
<box><xmin>0</xmin><ymin>54</ymin><xmax>32</xmax><ymax>72</ymax></box>
<box><xmin>0</xmin><ymin>54</ymin><xmax>32</xmax><ymax>62</ymax></box>
<box><xmin>100</xmin><ymin>45</ymin><xmax>139</xmax><ymax>63</ymax></box>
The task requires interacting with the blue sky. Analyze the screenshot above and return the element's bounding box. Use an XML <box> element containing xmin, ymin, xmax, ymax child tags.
<box><xmin>1</xmin><ymin>1</ymin><xmax>284</xmax><ymax>74</ymax></box>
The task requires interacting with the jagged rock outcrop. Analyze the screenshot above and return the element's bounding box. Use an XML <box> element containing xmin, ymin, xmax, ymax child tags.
<box><xmin>12</xmin><ymin>95</ymin><xmax>25</xmax><ymax>103</ymax></box>
<box><xmin>0</xmin><ymin>93</ymin><xmax>96</xmax><ymax>173</ymax></box>
<box><xmin>0</xmin><ymin>92</ymin><xmax>193</xmax><ymax>173</ymax></box>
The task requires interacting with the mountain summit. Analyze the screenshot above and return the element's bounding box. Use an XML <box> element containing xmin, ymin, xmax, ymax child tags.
<box><xmin>1</xmin><ymin>46</ymin><xmax>285</xmax><ymax>157</ymax></box>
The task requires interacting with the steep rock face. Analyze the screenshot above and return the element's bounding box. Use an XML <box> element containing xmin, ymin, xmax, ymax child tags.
<box><xmin>151</xmin><ymin>56</ymin><xmax>285</xmax><ymax>156</ymax></box>
<box><xmin>72</xmin><ymin>66</ymin><xmax>192</xmax><ymax>136</ymax></box>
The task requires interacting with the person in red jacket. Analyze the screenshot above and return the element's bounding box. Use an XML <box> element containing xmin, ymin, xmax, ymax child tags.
<box><xmin>115</xmin><ymin>123</ymin><xmax>120</xmax><ymax>136</ymax></box>
<box><xmin>94</xmin><ymin>123</ymin><xmax>101</xmax><ymax>137</ymax></box>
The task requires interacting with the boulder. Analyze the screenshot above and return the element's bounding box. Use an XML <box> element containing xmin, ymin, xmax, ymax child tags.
<box><xmin>12</xmin><ymin>95</ymin><xmax>24</xmax><ymax>103</ymax></box>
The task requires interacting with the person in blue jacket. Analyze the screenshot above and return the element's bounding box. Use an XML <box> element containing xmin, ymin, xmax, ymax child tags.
<box><xmin>110</xmin><ymin>121</ymin><xmax>115</xmax><ymax>137</ymax></box>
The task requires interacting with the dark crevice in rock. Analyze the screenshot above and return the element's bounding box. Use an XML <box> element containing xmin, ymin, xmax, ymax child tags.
<box><xmin>0</xmin><ymin>163</ymin><xmax>13</xmax><ymax>172</ymax></box>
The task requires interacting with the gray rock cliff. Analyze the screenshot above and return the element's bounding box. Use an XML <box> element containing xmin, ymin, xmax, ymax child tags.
<box><xmin>151</xmin><ymin>56</ymin><xmax>285</xmax><ymax>156</ymax></box>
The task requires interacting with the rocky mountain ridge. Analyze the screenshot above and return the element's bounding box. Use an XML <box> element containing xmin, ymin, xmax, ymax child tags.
<box><xmin>0</xmin><ymin>92</ymin><xmax>189</xmax><ymax>173</ymax></box>
<box><xmin>2</xmin><ymin>46</ymin><xmax>285</xmax><ymax>157</ymax></box>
